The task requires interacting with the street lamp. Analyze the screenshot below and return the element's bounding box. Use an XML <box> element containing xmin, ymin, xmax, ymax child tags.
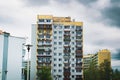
<box><xmin>25</xmin><ymin>44</ymin><xmax>32</xmax><ymax>80</ymax></box>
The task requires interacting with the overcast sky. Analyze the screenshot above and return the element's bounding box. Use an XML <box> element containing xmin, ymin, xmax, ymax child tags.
<box><xmin>0</xmin><ymin>0</ymin><xmax>120</xmax><ymax>69</ymax></box>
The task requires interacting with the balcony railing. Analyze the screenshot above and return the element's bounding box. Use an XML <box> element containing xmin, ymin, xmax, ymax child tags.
<box><xmin>37</xmin><ymin>60</ymin><xmax>51</xmax><ymax>64</ymax></box>
<box><xmin>64</xmin><ymin>72</ymin><xmax>71</xmax><ymax>76</ymax></box>
<box><xmin>63</xmin><ymin>78</ymin><xmax>71</xmax><ymax>80</ymax></box>
<box><xmin>37</xmin><ymin>54</ymin><xmax>52</xmax><ymax>57</ymax></box>
<box><xmin>76</xmin><ymin>53</ymin><xmax>83</xmax><ymax>58</ymax></box>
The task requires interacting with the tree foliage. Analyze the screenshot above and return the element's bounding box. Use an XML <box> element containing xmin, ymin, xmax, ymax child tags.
<box><xmin>37</xmin><ymin>66</ymin><xmax>52</xmax><ymax>80</ymax></box>
<box><xmin>112</xmin><ymin>69</ymin><xmax>120</xmax><ymax>80</ymax></box>
<box><xmin>84</xmin><ymin>60</ymin><xmax>115</xmax><ymax>80</ymax></box>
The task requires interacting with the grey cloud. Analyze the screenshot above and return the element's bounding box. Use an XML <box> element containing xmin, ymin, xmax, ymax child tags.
<box><xmin>95</xmin><ymin>39</ymin><xmax>120</xmax><ymax>48</ymax></box>
<box><xmin>55</xmin><ymin>0</ymin><xmax>71</xmax><ymax>4</ymax></box>
<box><xmin>77</xmin><ymin>0</ymin><xmax>97</xmax><ymax>5</ymax></box>
<box><xmin>112</xmin><ymin>49</ymin><xmax>120</xmax><ymax>60</ymax></box>
<box><xmin>23</xmin><ymin>0</ymin><xmax>50</xmax><ymax>6</ymax></box>
<box><xmin>0</xmin><ymin>15</ymin><xmax>14</xmax><ymax>24</ymax></box>
<box><xmin>101</xmin><ymin>0</ymin><xmax>120</xmax><ymax>28</ymax></box>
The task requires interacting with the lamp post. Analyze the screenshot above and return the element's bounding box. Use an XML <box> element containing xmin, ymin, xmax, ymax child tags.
<box><xmin>25</xmin><ymin>44</ymin><xmax>32</xmax><ymax>80</ymax></box>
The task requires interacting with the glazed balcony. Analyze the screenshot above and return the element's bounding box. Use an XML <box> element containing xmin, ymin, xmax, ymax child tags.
<box><xmin>37</xmin><ymin>60</ymin><xmax>51</xmax><ymax>64</ymax></box>
<box><xmin>37</xmin><ymin>54</ymin><xmax>51</xmax><ymax>57</ymax></box>
<box><xmin>76</xmin><ymin>39</ymin><xmax>82</xmax><ymax>42</ymax></box>
<box><xmin>64</xmin><ymin>72</ymin><xmax>71</xmax><ymax>76</ymax></box>
<box><xmin>38</xmin><ymin>24</ymin><xmax>52</xmax><ymax>29</ymax></box>
<box><xmin>76</xmin><ymin>65</ymin><xmax>82</xmax><ymax>69</ymax></box>
<box><xmin>64</xmin><ymin>38</ymin><xmax>71</xmax><ymax>41</ymax></box>
<box><xmin>64</xmin><ymin>44</ymin><xmax>70</xmax><ymax>48</ymax></box>
<box><xmin>76</xmin><ymin>44</ymin><xmax>82</xmax><ymax>47</ymax></box>
<box><xmin>76</xmin><ymin>28</ymin><xmax>82</xmax><ymax>31</ymax></box>
<box><xmin>76</xmin><ymin>53</ymin><xmax>83</xmax><ymax>58</ymax></box>
<box><xmin>37</xmin><ymin>43</ymin><xmax>52</xmax><ymax>47</ymax></box>
<box><xmin>76</xmin><ymin>50</ymin><xmax>82</xmax><ymax>53</ymax></box>
<box><xmin>64</xmin><ymin>55</ymin><xmax>70</xmax><ymax>59</ymax></box>
<box><xmin>64</xmin><ymin>50</ymin><xmax>71</xmax><ymax>53</ymax></box>
<box><xmin>64</xmin><ymin>33</ymin><xmax>70</xmax><ymax>36</ymax></box>
<box><xmin>76</xmin><ymin>75</ymin><xmax>82</xmax><ymax>80</ymax></box>
<box><xmin>76</xmin><ymin>33</ymin><xmax>82</xmax><ymax>37</ymax></box>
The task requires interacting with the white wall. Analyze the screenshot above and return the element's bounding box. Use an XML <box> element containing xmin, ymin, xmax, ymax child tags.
<box><xmin>0</xmin><ymin>35</ymin><xmax>4</xmax><ymax>80</ymax></box>
<box><xmin>7</xmin><ymin>36</ymin><xmax>25</xmax><ymax>80</ymax></box>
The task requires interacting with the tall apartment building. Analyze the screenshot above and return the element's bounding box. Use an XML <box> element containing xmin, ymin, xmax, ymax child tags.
<box><xmin>31</xmin><ymin>15</ymin><xmax>83</xmax><ymax>80</ymax></box>
<box><xmin>83</xmin><ymin>49</ymin><xmax>111</xmax><ymax>69</ymax></box>
<box><xmin>0</xmin><ymin>32</ymin><xmax>25</xmax><ymax>80</ymax></box>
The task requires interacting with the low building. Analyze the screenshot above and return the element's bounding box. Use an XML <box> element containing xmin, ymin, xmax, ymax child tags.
<box><xmin>83</xmin><ymin>49</ymin><xmax>111</xmax><ymax>69</ymax></box>
<box><xmin>0</xmin><ymin>32</ymin><xmax>26</xmax><ymax>80</ymax></box>
<box><xmin>83</xmin><ymin>54</ymin><xmax>94</xmax><ymax>70</ymax></box>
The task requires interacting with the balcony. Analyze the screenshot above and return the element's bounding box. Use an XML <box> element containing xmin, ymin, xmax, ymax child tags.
<box><xmin>64</xmin><ymin>72</ymin><xmax>71</xmax><ymax>76</ymax></box>
<box><xmin>64</xmin><ymin>55</ymin><xmax>70</xmax><ymax>59</ymax></box>
<box><xmin>76</xmin><ymin>28</ymin><xmax>82</xmax><ymax>31</ymax></box>
<box><xmin>64</xmin><ymin>33</ymin><xmax>70</xmax><ymax>36</ymax></box>
<box><xmin>64</xmin><ymin>38</ymin><xmax>71</xmax><ymax>41</ymax></box>
<box><xmin>76</xmin><ymin>50</ymin><xmax>82</xmax><ymax>53</ymax></box>
<box><xmin>64</xmin><ymin>50</ymin><xmax>71</xmax><ymax>53</ymax></box>
<box><xmin>76</xmin><ymin>39</ymin><xmax>82</xmax><ymax>42</ymax></box>
<box><xmin>37</xmin><ymin>54</ymin><xmax>51</xmax><ymax>57</ymax></box>
<box><xmin>76</xmin><ymin>44</ymin><xmax>82</xmax><ymax>47</ymax></box>
<box><xmin>64</xmin><ymin>78</ymin><xmax>71</xmax><ymax>80</ymax></box>
<box><xmin>64</xmin><ymin>44</ymin><xmax>70</xmax><ymax>48</ymax></box>
<box><xmin>76</xmin><ymin>66</ymin><xmax>82</xmax><ymax>69</ymax></box>
<box><xmin>76</xmin><ymin>53</ymin><xmax>83</xmax><ymax>58</ymax></box>
<box><xmin>37</xmin><ymin>60</ymin><xmax>51</xmax><ymax>64</ymax></box>
<box><xmin>76</xmin><ymin>34</ymin><xmax>82</xmax><ymax>37</ymax></box>
<box><xmin>38</xmin><ymin>24</ymin><xmax>52</xmax><ymax>29</ymax></box>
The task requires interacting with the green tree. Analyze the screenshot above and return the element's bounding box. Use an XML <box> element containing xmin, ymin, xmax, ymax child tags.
<box><xmin>112</xmin><ymin>69</ymin><xmax>120</xmax><ymax>80</ymax></box>
<box><xmin>99</xmin><ymin>60</ymin><xmax>112</xmax><ymax>80</ymax></box>
<box><xmin>84</xmin><ymin>61</ymin><xmax>100</xmax><ymax>80</ymax></box>
<box><xmin>37</xmin><ymin>66</ymin><xmax>52</xmax><ymax>80</ymax></box>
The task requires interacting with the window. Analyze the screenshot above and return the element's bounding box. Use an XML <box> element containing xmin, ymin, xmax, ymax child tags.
<box><xmin>59</xmin><ymin>26</ymin><xmax>62</xmax><ymax>29</ymax></box>
<box><xmin>54</xmin><ymin>58</ymin><xmax>56</xmax><ymax>61</ymax></box>
<box><xmin>72</xmin><ymin>64</ymin><xmax>74</xmax><ymax>67</ymax></box>
<box><xmin>64</xmin><ymin>26</ymin><xmax>70</xmax><ymax>29</ymax></box>
<box><xmin>72</xmin><ymin>53</ymin><xmax>74</xmax><ymax>56</ymax></box>
<box><xmin>54</xmin><ymin>64</ymin><xmax>56</xmax><ymax>67</ymax></box>
<box><xmin>72</xmin><ymin>58</ymin><xmax>74</xmax><ymax>61</ymax></box>
<box><xmin>72</xmin><ymin>47</ymin><xmax>74</xmax><ymax>50</ymax></box>
<box><xmin>54</xmin><ymin>25</ymin><xmax>57</xmax><ymax>29</ymax></box>
<box><xmin>54</xmin><ymin>31</ymin><xmax>57</xmax><ymax>34</ymax></box>
<box><xmin>59</xmin><ymin>31</ymin><xmax>62</xmax><ymax>34</ymax></box>
<box><xmin>46</xmin><ymin>19</ymin><xmax>51</xmax><ymax>22</ymax></box>
<box><xmin>59</xmin><ymin>69</ymin><xmax>62</xmax><ymax>72</ymax></box>
<box><xmin>54</xmin><ymin>36</ymin><xmax>57</xmax><ymax>39</ymax></box>
<box><xmin>54</xmin><ymin>42</ymin><xmax>57</xmax><ymax>45</ymax></box>
<box><xmin>54</xmin><ymin>47</ymin><xmax>57</xmax><ymax>50</ymax></box>
<box><xmin>72</xmin><ymin>26</ymin><xmax>74</xmax><ymax>29</ymax></box>
<box><xmin>39</xmin><ymin>19</ymin><xmax>44</xmax><ymax>22</ymax></box>
<box><xmin>54</xmin><ymin>53</ymin><xmax>57</xmax><ymax>56</ymax></box>
<box><xmin>54</xmin><ymin>69</ymin><xmax>56</xmax><ymax>72</ymax></box>
<box><xmin>59</xmin><ymin>42</ymin><xmax>62</xmax><ymax>45</ymax></box>
<box><xmin>72</xmin><ymin>42</ymin><xmax>74</xmax><ymax>45</ymax></box>
<box><xmin>59</xmin><ymin>53</ymin><xmax>62</xmax><ymax>56</ymax></box>
<box><xmin>72</xmin><ymin>37</ymin><xmax>74</xmax><ymax>39</ymax></box>
<box><xmin>72</xmin><ymin>75</ymin><xmax>74</xmax><ymax>78</ymax></box>
<box><xmin>59</xmin><ymin>58</ymin><xmax>62</xmax><ymax>61</ymax></box>
<box><xmin>72</xmin><ymin>70</ymin><xmax>74</xmax><ymax>72</ymax></box>
<box><xmin>59</xmin><ymin>64</ymin><xmax>62</xmax><ymax>67</ymax></box>
<box><xmin>59</xmin><ymin>36</ymin><xmax>62</xmax><ymax>39</ymax></box>
<box><xmin>72</xmin><ymin>31</ymin><xmax>74</xmax><ymax>34</ymax></box>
